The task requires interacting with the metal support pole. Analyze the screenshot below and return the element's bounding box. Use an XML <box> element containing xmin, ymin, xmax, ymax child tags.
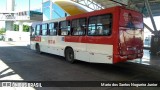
<box><xmin>29</xmin><ymin>0</ymin><xmax>30</xmax><ymax>11</ymax></box>
<box><xmin>50</xmin><ymin>0</ymin><xmax>53</xmax><ymax>20</ymax></box>
<box><xmin>41</xmin><ymin>0</ymin><xmax>43</xmax><ymax>12</ymax></box>
<box><xmin>110</xmin><ymin>0</ymin><xmax>128</xmax><ymax>6</ymax></box>
<box><xmin>144</xmin><ymin>23</ymin><xmax>154</xmax><ymax>34</ymax></box>
<box><xmin>145</xmin><ymin>0</ymin><xmax>157</xmax><ymax>33</ymax></box>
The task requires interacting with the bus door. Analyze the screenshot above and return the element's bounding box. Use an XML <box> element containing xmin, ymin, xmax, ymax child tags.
<box><xmin>119</xmin><ymin>9</ymin><xmax>144</xmax><ymax>60</ymax></box>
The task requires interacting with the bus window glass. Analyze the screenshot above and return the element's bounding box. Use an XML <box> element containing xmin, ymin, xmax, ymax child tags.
<box><xmin>36</xmin><ymin>25</ymin><xmax>41</xmax><ymax>35</ymax></box>
<box><xmin>71</xmin><ymin>18</ymin><xmax>86</xmax><ymax>36</ymax></box>
<box><xmin>31</xmin><ymin>26</ymin><xmax>35</xmax><ymax>37</ymax></box>
<box><xmin>59</xmin><ymin>21</ymin><xmax>70</xmax><ymax>36</ymax></box>
<box><xmin>88</xmin><ymin>14</ymin><xmax>112</xmax><ymax>36</ymax></box>
<box><xmin>42</xmin><ymin>24</ymin><xmax>48</xmax><ymax>36</ymax></box>
<box><xmin>79</xmin><ymin>18</ymin><xmax>86</xmax><ymax>35</ymax></box>
<box><xmin>49</xmin><ymin>22</ymin><xmax>58</xmax><ymax>36</ymax></box>
<box><xmin>88</xmin><ymin>17</ymin><xmax>96</xmax><ymax>35</ymax></box>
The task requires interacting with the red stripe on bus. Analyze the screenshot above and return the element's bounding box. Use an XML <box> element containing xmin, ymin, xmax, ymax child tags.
<box><xmin>34</xmin><ymin>36</ymin><xmax>41</xmax><ymax>42</ymax></box>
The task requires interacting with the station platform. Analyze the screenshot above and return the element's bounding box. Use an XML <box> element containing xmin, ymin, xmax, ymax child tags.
<box><xmin>129</xmin><ymin>50</ymin><xmax>160</xmax><ymax>66</ymax></box>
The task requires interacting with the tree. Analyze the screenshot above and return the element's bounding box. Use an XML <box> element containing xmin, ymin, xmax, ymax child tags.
<box><xmin>23</xmin><ymin>25</ymin><xmax>30</xmax><ymax>32</ymax></box>
<box><xmin>0</xmin><ymin>28</ymin><xmax>6</xmax><ymax>35</ymax></box>
<box><xmin>14</xmin><ymin>24</ymin><xmax>30</xmax><ymax>32</ymax></box>
<box><xmin>14</xmin><ymin>24</ymin><xmax>19</xmax><ymax>31</ymax></box>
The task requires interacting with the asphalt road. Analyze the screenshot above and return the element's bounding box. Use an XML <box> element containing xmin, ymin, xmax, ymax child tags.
<box><xmin>0</xmin><ymin>41</ymin><xmax>160</xmax><ymax>90</ymax></box>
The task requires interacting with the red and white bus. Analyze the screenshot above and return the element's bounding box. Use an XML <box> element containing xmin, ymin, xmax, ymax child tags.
<box><xmin>30</xmin><ymin>6</ymin><xmax>144</xmax><ymax>64</ymax></box>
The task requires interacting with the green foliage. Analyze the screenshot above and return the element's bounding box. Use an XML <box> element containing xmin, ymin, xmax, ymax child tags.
<box><xmin>14</xmin><ymin>24</ymin><xmax>19</xmax><ymax>31</ymax></box>
<box><xmin>23</xmin><ymin>25</ymin><xmax>30</xmax><ymax>32</ymax></box>
<box><xmin>0</xmin><ymin>28</ymin><xmax>6</xmax><ymax>35</ymax></box>
<box><xmin>14</xmin><ymin>24</ymin><xmax>30</xmax><ymax>32</ymax></box>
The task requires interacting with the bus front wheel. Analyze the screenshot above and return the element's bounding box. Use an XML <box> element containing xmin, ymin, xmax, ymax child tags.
<box><xmin>65</xmin><ymin>48</ymin><xmax>75</xmax><ymax>63</ymax></box>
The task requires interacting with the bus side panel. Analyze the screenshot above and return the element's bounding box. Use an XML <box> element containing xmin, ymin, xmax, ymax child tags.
<box><xmin>47</xmin><ymin>36</ymin><xmax>59</xmax><ymax>55</ymax></box>
<box><xmin>71</xmin><ymin>43</ymin><xmax>89</xmax><ymax>62</ymax></box>
<box><xmin>40</xmin><ymin>36</ymin><xmax>49</xmax><ymax>53</ymax></box>
<box><xmin>75</xmin><ymin>51</ymin><xmax>89</xmax><ymax>62</ymax></box>
<box><xmin>85</xmin><ymin>35</ymin><xmax>114</xmax><ymax>64</ymax></box>
<box><xmin>64</xmin><ymin>36</ymin><xmax>89</xmax><ymax>62</ymax></box>
<box><xmin>56</xmin><ymin>36</ymin><xmax>66</xmax><ymax>56</ymax></box>
<box><xmin>87</xmin><ymin>43</ymin><xmax>113</xmax><ymax>63</ymax></box>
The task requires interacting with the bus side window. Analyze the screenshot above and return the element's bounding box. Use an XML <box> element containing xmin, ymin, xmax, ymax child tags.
<box><xmin>88</xmin><ymin>14</ymin><xmax>112</xmax><ymax>36</ymax></box>
<box><xmin>101</xmin><ymin>15</ymin><xmax>112</xmax><ymax>35</ymax></box>
<box><xmin>35</xmin><ymin>24</ymin><xmax>41</xmax><ymax>35</ymax></box>
<box><xmin>31</xmin><ymin>26</ymin><xmax>35</xmax><ymax>37</ymax></box>
<box><xmin>49</xmin><ymin>22</ymin><xmax>58</xmax><ymax>36</ymax></box>
<box><xmin>59</xmin><ymin>21</ymin><xmax>70</xmax><ymax>36</ymax></box>
<box><xmin>88</xmin><ymin>17</ymin><xmax>96</xmax><ymax>35</ymax></box>
<box><xmin>42</xmin><ymin>24</ymin><xmax>48</xmax><ymax>36</ymax></box>
<box><xmin>71</xmin><ymin>18</ymin><xmax>86</xmax><ymax>36</ymax></box>
<box><xmin>54</xmin><ymin>22</ymin><xmax>58</xmax><ymax>35</ymax></box>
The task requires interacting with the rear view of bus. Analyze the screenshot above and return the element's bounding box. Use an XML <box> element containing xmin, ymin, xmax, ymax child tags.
<box><xmin>116</xmin><ymin>8</ymin><xmax>144</xmax><ymax>63</ymax></box>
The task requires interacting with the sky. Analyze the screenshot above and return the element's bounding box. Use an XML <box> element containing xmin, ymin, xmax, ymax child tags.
<box><xmin>0</xmin><ymin>0</ymin><xmax>42</xmax><ymax>11</ymax></box>
<box><xmin>0</xmin><ymin>0</ymin><xmax>43</xmax><ymax>28</ymax></box>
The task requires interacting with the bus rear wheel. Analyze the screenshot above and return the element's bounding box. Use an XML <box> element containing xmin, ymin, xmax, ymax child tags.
<box><xmin>36</xmin><ymin>44</ymin><xmax>41</xmax><ymax>54</ymax></box>
<box><xmin>65</xmin><ymin>48</ymin><xmax>75</xmax><ymax>63</ymax></box>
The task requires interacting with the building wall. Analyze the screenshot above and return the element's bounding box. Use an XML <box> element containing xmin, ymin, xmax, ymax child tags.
<box><xmin>6</xmin><ymin>0</ymin><xmax>15</xmax><ymax>11</ymax></box>
<box><xmin>5</xmin><ymin>31</ymin><xmax>30</xmax><ymax>41</ymax></box>
<box><xmin>5</xmin><ymin>21</ymin><xmax>14</xmax><ymax>31</ymax></box>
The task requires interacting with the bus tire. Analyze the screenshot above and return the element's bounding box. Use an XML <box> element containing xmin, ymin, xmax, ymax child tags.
<box><xmin>65</xmin><ymin>48</ymin><xmax>75</xmax><ymax>63</ymax></box>
<box><xmin>36</xmin><ymin>44</ymin><xmax>41</xmax><ymax>54</ymax></box>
